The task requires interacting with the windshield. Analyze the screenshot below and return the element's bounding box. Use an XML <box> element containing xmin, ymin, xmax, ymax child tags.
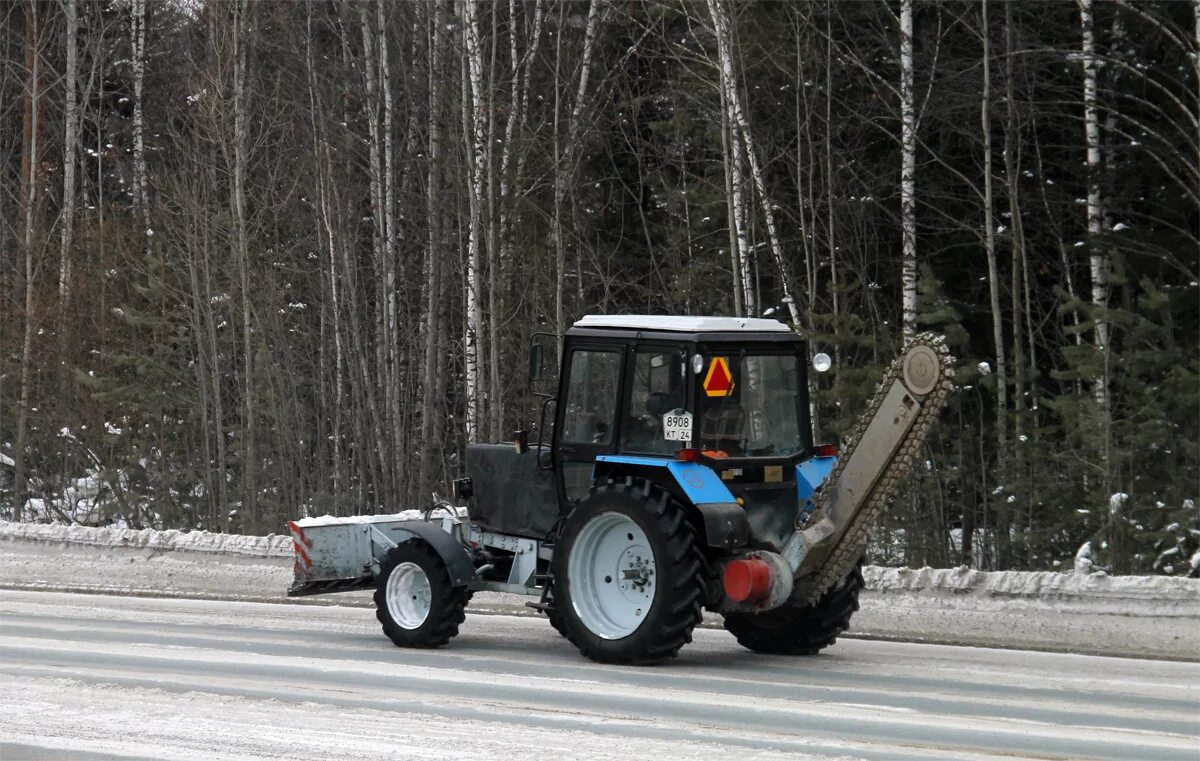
<box><xmin>694</xmin><ymin>352</ymin><xmax>807</xmax><ymax>459</ymax></box>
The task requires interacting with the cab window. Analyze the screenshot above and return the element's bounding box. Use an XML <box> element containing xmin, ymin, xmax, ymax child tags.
<box><xmin>621</xmin><ymin>349</ymin><xmax>686</xmax><ymax>455</ymax></box>
<box><xmin>559</xmin><ymin>350</ymin><xmax>621</xmax><ymax>446</ymax></box>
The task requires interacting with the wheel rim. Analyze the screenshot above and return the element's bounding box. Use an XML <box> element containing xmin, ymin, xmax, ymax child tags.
<box><xmin>568</xmin><ymin>511</ymin><xmax>656</xmax><ymax>640</ymax></box>
<box><xmin>385</xmin><ymin>561</ymin><xmax>432</xmax><ymax>629</ymax></box>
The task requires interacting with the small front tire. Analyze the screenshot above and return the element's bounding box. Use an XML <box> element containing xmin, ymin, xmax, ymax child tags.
<box><xmin>374</xmin><ymin>539</ymin><xmax>469</xmax><ymax>649</ymax></box>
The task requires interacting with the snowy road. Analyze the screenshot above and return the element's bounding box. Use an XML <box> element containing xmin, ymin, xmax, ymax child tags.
<box><xmin>0</xmin><ymin>590</ymin><xmax>1196</xmax><ymax>761</ymax></box>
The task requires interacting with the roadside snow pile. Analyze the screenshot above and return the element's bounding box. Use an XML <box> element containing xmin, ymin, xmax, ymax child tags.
<box><xmin>0</xmin><ymin>511</ymin><xmax>469</xmax><ymax>558</ymax></box>
<box><xmin>863</xmin><ymin>565</ymin><xmax>1200</xmax><ymax>615</ymax></box>
<box><xmin>5</xmin><ymin>520</ymin><xmax>1197</xmax><ymax>611</ymax></box>
<box><xmin>0</xmin><ymin>521</ymin><xmax>292</xmax><ymax>558</ymax></box>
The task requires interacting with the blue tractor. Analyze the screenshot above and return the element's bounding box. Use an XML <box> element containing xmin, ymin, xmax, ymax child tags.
<box><xmin>288</xmin><ymin>315</ymin><xmax>952</xmax><ymax>664</ymax></box>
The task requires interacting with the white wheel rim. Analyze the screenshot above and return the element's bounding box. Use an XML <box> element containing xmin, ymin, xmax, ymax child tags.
<box><xmin>385</xmin><ymin>561</ymin><xmax>432</xmax><ymax>629</ymax></box>
<box><xmin>568</xmin><ymin>512</ymin><xmax>656</xmax><ymax>640</ymax></box>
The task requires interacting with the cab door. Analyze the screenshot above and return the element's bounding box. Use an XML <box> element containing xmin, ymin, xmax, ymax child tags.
<box><xmin>553</xmin><ymin>345</ymin><xmax>624</xmax><ymax>504</ymax></box>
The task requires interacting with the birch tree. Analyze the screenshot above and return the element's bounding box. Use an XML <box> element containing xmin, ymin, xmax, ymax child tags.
<box><xmin>1079</xmin><ymin>0</ymin><xmax>1111</xmax><ymax>496</ymax></box>
<box><xmin>719</xmin><ymin>76</ymin><xmax>754</xmax><ymax>316</ymax></box>
<box><xmin>900</xmin><ymin>0</ymin><xmax>917</xmax><ymax>339</ymax></box>
<box><xmin>706</xmin><ymin>0</ymin><xmax>802</xmax><ymax>326</ymax></box>
<box><xmin>1079</xmin><ymin>0</ymin><xmax>1108</xmax><ymax>406</ymax></box>
<box><xmin>462</xmin><ymin>0</ymin><xmax>486</xmax><ymax>443</ymax></box>
<box><xmin>130</xmin><ymin>0</ymin><xmax>150</xmax><ymax>248</ymax></box>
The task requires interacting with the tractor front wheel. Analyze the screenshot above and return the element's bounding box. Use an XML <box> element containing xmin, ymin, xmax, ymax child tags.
<box><xmin>722</xmin><ymin>560</ymin><xmax>864</xmax><ymax>655</ymax></box>
<box><xmin>374</xmin><ymin>539</ymin><xmax>469</xmax><ymax>649</ymax></box>
<box><xmin>553</xmin><ymin>478</ymin><xmax>704</xmax><ymax>664</ymax></box>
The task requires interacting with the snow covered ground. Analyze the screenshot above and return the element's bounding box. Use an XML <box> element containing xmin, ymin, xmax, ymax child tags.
<box><xmin>1</xmin><ymin>590</ymin><xmax>1196</xmax><ymax>761</ymax></box>
<box><xmin>1</xmin><ymin>520</ymin><xmax>1197</xmax><ymax>659</ymax></box>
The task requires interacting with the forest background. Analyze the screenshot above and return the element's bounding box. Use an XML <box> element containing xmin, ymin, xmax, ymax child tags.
<box><xmin>2</xmin><ymin>0</ymin><xmax>1197</xmax><ymax>576</ymax></box>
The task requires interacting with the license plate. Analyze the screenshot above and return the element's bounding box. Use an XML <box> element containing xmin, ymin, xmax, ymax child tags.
<box><xmin>662</xmin><ymin>411</ymin><xmax>693</xmax><ymax>442</ymax></box>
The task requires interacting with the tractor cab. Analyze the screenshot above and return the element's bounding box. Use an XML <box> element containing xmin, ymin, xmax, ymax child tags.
<box><xmin>555</xmin><ymin>315</ymin><xmax>813</xmax><ymax>494</ymax></box>
<box><xmin>464</xmin><ymin>315</ymin><xmax>830</xmax><ymax>557</ymax></box>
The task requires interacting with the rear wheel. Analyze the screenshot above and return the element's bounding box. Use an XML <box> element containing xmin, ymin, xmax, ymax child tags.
<box><xmin>374</xmin><ymin>539</ymin><xmax>469</xmax><ymax>649</ymax></box>
<box><xmin>553</xmin><ymin>478</ymin><xmax>704</xmax><ymax>664</ymax></box>
<box><xmin>722</xmin><ymin>560</ymin><xmax>864</xmax><ymax>655</ymax></box>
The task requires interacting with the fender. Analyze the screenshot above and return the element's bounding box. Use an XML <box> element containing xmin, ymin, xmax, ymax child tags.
<box><xmin>594</xmin><ymin>455</ymin><xmax>748</xmax><ymax>549</ymax></box>
<box><xmin>383</xmin><ymin>521</ymin><xmax>475</xmax><ymax>587</ymax></box>
<box><xmin>796</xmin><ymin>455</ymin><xmax>837</xmax><ymax>520</ymax></box>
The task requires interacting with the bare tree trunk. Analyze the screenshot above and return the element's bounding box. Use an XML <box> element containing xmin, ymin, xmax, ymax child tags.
<box><xmin>377</xmin><ymin>0</ymin><xmax>401</xmax><ymax>498</ymax></box>
<box><xmin>553</xmin><ymin>0</ymin><xmax>601</xmax><ymax>346</ymax></box>
<box><xmin>707</xmin><ymin>0</ymin><xmax>801</xmax><ymax>326</ymax></box>
<box><xmin>200</xmin><ymin>216</ymin><xmax>229</xmax><ymax>529</ymax></box>
<box><xmin>980</xmin><ymin>0</ymin><xmax>1008</xmax><ymax>450</ymax></box>
<box><xmin>419</xmin><ymin>0</ymin><xmax>448</xmax><ymax>500</ymax></box>
<box><xmin>1079</xmin><ymin>0</ymin><xmax>1110</xmax><ymax>483</ymax></box>
<box><xmin>552</xmin><ymin>3</ymin><xmax>565</xmax><ymax>348</ymax></box>
<box><xmin>306</xmin><ymin>0</ymin><xmax>345</xmax><ymax>501</ymax></box>
<box><xmin>510</xmin><ymin>0</ymin><xmax>544</xmax><ymax>223</ymax></box>
<box><xmin>13</xmin><ymin>0</ymin><xmax>43</xmax><ymax>521</ymax></box>
<box><xmin>496</xmin><ymin>0</ymin><xmax>543</xmax><ymax>423</ymax></box>
<box><xmin>1004</xmin><ymin>0</ymin><xmax>1034</xmax><ymax>560</ymax></box>
<box><xmin>184</xmin><ymin>212</ymin><xmax>216</xmax><ymax>527</ymax></box>
<box><xmin>716</xmin><ymin>58</ymin><xmax>754</xmax><ymax>316</ymax></box>
<box><xmin>981</xmin><ymin>0</ymin><xmax>1010</xmax><ymax>566</ymax></box>
<box><xmin>485</xmin><ymin>1</ymin><xmax>501</xmax><ymax>443</ymax></box>
<box><xmin>719</xmin><ymin>85</ymin><xmax>745</xmax><ymax>317</ymax></box>
<box><xmin>59</xmin><ymin>0</ymin><xmax>79</xmax><ymax>304</ymax></box>
<box><xmin>900</xmin><ymin>0</ymin><xmax>917</xmax><ymax>339</ymax></box>
<box><xmin>462</xmin><ymin>0</ymin><xmax>486</xmax><ymax>444</ymax></box>
<box><xmin>130</xmin><ymin>0</ymin><xmax>150</xmax><ymax>249</ymax></box>
<box><xmin>358</xmin><ymin>3</ymin><xmax>393</xmax><ymax>501</ymax></box>
<box><xmin>826</xmin><ymin>5</ymin><xmax>838</xmax><ymax>325</ymax></box>
<box><xmin>231</xmin><ymin>0</ymin><xmax>257</xmax><ymax>526</ymax></box>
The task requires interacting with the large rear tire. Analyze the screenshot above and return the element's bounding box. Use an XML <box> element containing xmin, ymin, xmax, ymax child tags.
<box><xmin>553</xmin><ymin>478</ymin><xmax>704</xmax><ymax>664</ymax></box>
<box><xmin>374</xmin><ymin>539</ymin><xmax>469</xmax><ymax>649</ymax></box>
<box><xmin>722</xmin><ymin>560</ymin><xmax>864</xmax><ymax>655</ymax></box>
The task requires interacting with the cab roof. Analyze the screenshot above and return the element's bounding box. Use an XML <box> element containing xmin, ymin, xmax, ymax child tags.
<box><xmin>572</xmin><ymin>315</ymin><xmax>793</xmax><ymax>334</ymax></box>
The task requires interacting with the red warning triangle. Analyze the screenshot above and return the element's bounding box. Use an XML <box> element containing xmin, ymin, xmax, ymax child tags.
<box><xmin>703</xmin><ymin>357</ymin><xmax>734</xmax><ymax>397</ymax></box>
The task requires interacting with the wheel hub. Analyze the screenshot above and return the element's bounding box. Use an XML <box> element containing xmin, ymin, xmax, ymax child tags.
<box><xmin>385</xmin><ymin>561</ymin><xmax>432</xmax><ymax>630</ymax></box>
<box><xmin>618</xmin><ymin>549</ymin><xmax>654</xmax><ymax>592</ymax></box>
<box><xmin>568</xmin><ymin>512</ymin><xmax>657</xmax><ymax>640</ymax></box>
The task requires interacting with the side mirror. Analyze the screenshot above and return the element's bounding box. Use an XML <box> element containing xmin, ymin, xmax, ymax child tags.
<box><xmin>530</xmin><ymin>344</ymin><xmax>545</xmax><ymax>382</ymax></box>
<box><xmin>528</xmin><ymin>332</ymin><xmax>559</xmax><ymax>398</ymax></box>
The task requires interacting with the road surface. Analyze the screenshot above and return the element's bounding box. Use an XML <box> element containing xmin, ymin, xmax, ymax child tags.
<box><xmin>0</xmin><ymin>590</ymin><xmax>1195</xmax><ymax>761</ymax></box>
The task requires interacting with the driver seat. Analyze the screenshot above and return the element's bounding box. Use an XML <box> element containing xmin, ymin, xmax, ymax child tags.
<box><xmin>700</xmin><ymin>404</ymin><xmax>745</xmax><ymax>454</ymax></box>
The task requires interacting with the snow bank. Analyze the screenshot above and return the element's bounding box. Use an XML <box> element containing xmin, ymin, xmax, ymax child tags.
<box><xmin>864</xmin><ymin>565</ymin><xmax>1199</xmax><ymax>609</ymax></box>
<box><xmin>0</xmin><ymin>511</ymin><xmax>469</xmax><ymax>558</ymax></box>
<box><xmin>0</xmin><ymin>521</ymin><xmax>292</xmax><ymax>558</ymax></box>
<box><xmin>5</xmin><ymin>520</ymin><xmax>1196</xmax><ymax>608</ymax></box>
